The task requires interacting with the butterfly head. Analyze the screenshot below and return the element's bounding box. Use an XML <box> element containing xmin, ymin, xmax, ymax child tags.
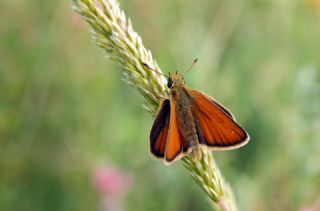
<box><xmin>142</xmin><ymin>58</ymin><xmax>197</xmax><ymax>89</ymax></box>
<box><xmin>167</xmin><ymin>72</ymin><xmax>184</xmax><ymax>89</ymax></box>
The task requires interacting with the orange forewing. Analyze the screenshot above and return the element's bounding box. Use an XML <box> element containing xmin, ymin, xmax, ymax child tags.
<box><xmin>190</xmin><ymin>90</ymin><xmax>249</xmax><ymax>149</ymax></box>
<box><xmin>164</xmin><ymin>97</ymin><xmax>188</xmax><ymax>163</ymax></box>
<box><xmin>149</xmin><ymin>100</ymin><xmax>171</xmax><ymax>158</ymax></box>
<box><xmin>149</xmin><ymin>99</ymin><xmax>188</xmax><ymax>163</ymax></box>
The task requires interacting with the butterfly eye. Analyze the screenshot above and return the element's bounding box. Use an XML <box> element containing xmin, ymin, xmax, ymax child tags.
<box><xmin>167</xmin><ymin>78</ymin><xmax>173</xmax><ymax>88</ymax></box>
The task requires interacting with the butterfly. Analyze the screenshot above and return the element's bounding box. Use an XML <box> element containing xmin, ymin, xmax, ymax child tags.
<box><xmin>144</xmin><ymin>59</ymin><xmax>249</xmax><ymax>165</ymax></box>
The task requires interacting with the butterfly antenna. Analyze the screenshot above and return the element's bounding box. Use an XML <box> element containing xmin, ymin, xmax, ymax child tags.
<box><xmin>183</xmin><ymin>58</ymin><xmax>198</xmax><ymax>75</ymax></box>
<box><xmin>142</xmin><ymin>63</ymin><xmax>167</xmax><ymax>77</ymax></box>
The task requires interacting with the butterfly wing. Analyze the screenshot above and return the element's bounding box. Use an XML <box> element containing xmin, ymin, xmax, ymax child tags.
<box><xmin>149</xmin><ymin>100</ymin><xmax>171</xmax><ymax>158</ymax></box>
<box><xmin>190</xmin><ymin>90</ymin><xmax>249</xmax><ymax>149</ymax></box>
<box><xmin>164</xmin><ymin>98</ymin><xmax>189</xmax><ymax>164</ymax></box>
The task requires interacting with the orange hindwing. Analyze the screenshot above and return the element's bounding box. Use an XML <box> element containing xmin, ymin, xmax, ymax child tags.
<box><xmin>164</xmin><ymin>97</ymin><xmax>189</xmax><ymax>163</ymax></box>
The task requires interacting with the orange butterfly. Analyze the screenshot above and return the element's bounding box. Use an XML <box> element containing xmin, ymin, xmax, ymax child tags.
<box><xmin>145</xmin><ymin>60</ymin><xmax>249</xmax><ymax>165</ymax></box>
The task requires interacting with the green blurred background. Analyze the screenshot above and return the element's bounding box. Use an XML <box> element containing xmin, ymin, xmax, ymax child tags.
<box><xmin>1</xmin><ymin>0</ymin><xmax>320</xmax><ymax>210</ymax></box>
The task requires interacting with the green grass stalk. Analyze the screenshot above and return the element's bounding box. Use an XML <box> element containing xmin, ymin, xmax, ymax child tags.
<box><xmin>73</xmin><ymin>0</ymin><xmax>238</xmax><ymax>210</ymax></box>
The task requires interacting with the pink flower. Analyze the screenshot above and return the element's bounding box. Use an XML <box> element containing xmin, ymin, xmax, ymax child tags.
<box><xmin>91</xmin><ymin>165</ymin><xmax>132</xmax><ymax>195</ymax></box>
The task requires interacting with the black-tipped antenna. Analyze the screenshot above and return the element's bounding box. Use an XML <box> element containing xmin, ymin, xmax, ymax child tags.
<box><xmin>183</xmin><ymin>58</ymin><xmax>198</xmax><ymax>75</ymax></box>
<box><xmin>142</xmin><ymin>63</ymin><xmax>167</xmax><ymax>77</ymax></box>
